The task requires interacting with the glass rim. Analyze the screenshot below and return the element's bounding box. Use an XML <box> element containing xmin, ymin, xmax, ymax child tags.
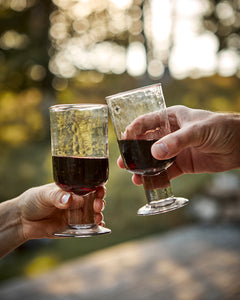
<box><xmin>49</xmin><ymin>103</ymin><xmax>107</xmax><ymax>111</ymax></box>
<box><xmin>105</xmin><ymin>82</ymin><xmax>162</xmax><ymax>101</ymax></box>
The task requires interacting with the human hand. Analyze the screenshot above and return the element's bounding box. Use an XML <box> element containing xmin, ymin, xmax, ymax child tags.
<box><xmin>117</xmin><ymin>105</ymin><xmax>240</xmax><ymax>185</ymax></box>
<box><xmin>19</xmin><ymin>183</ymin><xmax>106</xmax><ymax>241</ymax></box>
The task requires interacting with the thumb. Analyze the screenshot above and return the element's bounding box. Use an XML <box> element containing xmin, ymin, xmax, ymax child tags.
<box><xmin>39</xmin><ymin>184</ymin><xmax>72</xmax><ymax>210</ymax></box>
<box><xmin>151</xmin><ymin>125</ymin><xmax>200</xmax><ymax>159</ymax></box>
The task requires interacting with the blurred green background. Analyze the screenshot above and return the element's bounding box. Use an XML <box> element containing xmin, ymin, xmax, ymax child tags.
<box><xmin>0</xmin><ymin>0</ymin><xmax>239</xmax><ymax>282</ymax></box>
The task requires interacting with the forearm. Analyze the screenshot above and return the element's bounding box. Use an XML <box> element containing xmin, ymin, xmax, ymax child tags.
<box><xmin>0</xmin><ymin>197</ymin><xmax>26</xmax><ymax>258</ymax></box>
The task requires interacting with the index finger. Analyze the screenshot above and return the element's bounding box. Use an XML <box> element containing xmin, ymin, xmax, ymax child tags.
<box><xmin>124</xmin><ymin>111</ymin><xmax>160</xmax><ymax>139</ymax></box>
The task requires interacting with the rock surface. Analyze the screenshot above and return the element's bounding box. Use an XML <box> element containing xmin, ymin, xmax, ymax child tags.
<box><xmin>0</xmin><ymin>224</ymin><xmax>240</xmax><ymax>300</ymax></box>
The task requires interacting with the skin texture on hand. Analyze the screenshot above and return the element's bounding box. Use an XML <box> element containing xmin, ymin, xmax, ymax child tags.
<box><xmin>117</xmin><ymin>105</ymin><xmax>240</xmax><ymax>185</ymax></box>
<box><xmin>19</xmin><ymin>183</ymin><xmax>105</xmax><ymax>240</ymax></box>
<box><xmin>0</xmin><ymin>183</ymin><xmax>106</xmax><ymax>258</ymax></box>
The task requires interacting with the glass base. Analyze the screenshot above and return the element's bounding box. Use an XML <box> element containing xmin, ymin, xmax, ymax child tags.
<box><xmin>137</xmin><ymin>197</ymin><xmax>189</xmax><ymax>216</ymax></box>
<box><xmin>53</xmin><ymin>224</ymin><xmax>111</xmax><ymax>237</ymax></box>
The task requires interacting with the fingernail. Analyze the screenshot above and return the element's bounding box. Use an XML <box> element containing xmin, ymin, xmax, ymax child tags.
<box><xmin>61</xmin><ymin>193</ymin><xmax>71</xmax><ymax>204</ymax></box>
<box><xmin>152</xmin><ymin>142</ymin><xmax>168</xmax><ymax>157</ymax></box>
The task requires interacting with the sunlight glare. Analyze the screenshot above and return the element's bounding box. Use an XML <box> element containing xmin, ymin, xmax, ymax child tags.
<box><xmin>150</xmin><ymin>0</ymin><xmax>171</xmax><ymax>59</ymax></box>
<box><xmin>110</xmin><ymin>0</ymin><xmax>133</xmax><ymax>10</ymax></box>
<box><xmin>176</xmin><ymin>0</ymin><xmax>209</xmax><ymax>17</ymax></box>
<box><xmin>169</xmin><ymin>32</ymin><xmax>218</xmax><ymax>79</ymax></box>
<box><xmin>148</xmin><ymin>59</ymin><xmax>164</xmax><ymax>78</ymax></box>
<box><xmin>218</xmin><ymin>49</ymin><xmax>240</xmax><ymax>77</ymax></box>
<box><xmin>126</xmin><ymin>42</ymin><xmax>146</xmax><ymax>77</ymax></box>
<box><xmin>168</xmin><ymin>0</ymin><xmax>219</xmax><ymax>78</ymax></box>
<box><xmin>50</xmin><ymin>0</ymin><xmax>237</xmax><ymax>79</ymax></box>
<box><xmin>216</xmin><ymin>2</ymin><xmax>234</xmax><ymax>20</ymax></box>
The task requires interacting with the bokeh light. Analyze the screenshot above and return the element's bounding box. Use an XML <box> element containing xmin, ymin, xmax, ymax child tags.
<box><xmin>48</xmin><ymin>0</ymin><xmax>240</xmax><ymax>82</ymax></box>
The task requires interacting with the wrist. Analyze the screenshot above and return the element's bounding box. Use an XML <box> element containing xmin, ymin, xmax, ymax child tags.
<box><xmin>9</xmin><ymin>197</ymin><xmax>28</xmax><ymax>245</ymax></box>
<box><xmin>15</xmin><ymin>195</ymin><xmax>29</xmax><ymax>243</ymax></box>
<box><xmin>0</xmin><ymin>196</ymin><xmax>27</xmax><ymax>258</ymax></box>
<box><xmin>219</xmin><ymin>112</ymin><xmax>240</xmax><ymax>169</ymax></box>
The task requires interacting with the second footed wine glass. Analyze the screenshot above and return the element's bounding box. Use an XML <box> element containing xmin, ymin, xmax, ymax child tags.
<box><xmin>50</xmin><ymin>104</ymin><xmax>111</xmax><ymax>237</ymax></box>
<box><xmin>106</xmin><ymin>83</ymin><xmax>189</xmax><ymax>216</ymax></box>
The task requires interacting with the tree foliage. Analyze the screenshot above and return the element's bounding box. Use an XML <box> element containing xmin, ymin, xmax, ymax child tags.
<box><xmin>203</xmin><ymin>0</ymin><xmax>240</xmax><ymax>53</ymax></box>
<box><xmin>0</xmin><ymin>0</ymin><xmax>55</xmax><ymax>92</ymax></box>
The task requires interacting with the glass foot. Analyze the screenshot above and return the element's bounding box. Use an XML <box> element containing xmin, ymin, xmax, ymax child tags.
<box><xmin>137</xmin><ymin>197</ymin><xmax>189</xmax><ymax>216</ymax></box>
<box><xmin>53</xmin><ymin>225</ymin><xmax>111</xmax><ymax>237</ymax></box>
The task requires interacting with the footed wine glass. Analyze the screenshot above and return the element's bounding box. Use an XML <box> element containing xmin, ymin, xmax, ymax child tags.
<box><xmin>50</xmin><ymin>104</ymin><xmax>111</xmax><ymax>237</ymax></box>
<box><xmin>106</xmin><ymin>83</ymin><xmax>189</xmax><ymax>216</ymax></box>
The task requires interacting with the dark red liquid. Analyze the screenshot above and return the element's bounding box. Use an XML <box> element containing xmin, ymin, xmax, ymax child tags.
<box><xmin>118</xmin><ymin>139</ymin><xmax>174</xmax><ymax>175</ymax></box>
<box><xmin>52</xmin><ymin>156</ymin><xmax>109</xmax><ymax>195</ymax></box>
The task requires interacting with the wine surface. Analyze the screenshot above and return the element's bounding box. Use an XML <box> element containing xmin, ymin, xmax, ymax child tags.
<box><xmin>118</xmin><ymin>139</ymin><xmax>174</xmax><ymax>175</ymax></box>
<box><xmin>52</xmin><ymin>156</ymin><xmax>109</xmax><ymax>195</ymax></box>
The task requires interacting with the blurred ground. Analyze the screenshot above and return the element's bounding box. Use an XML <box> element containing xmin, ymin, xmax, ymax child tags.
<box><xmin>0</xmin><ymin>223</ymin><xmax>239</xmax><ymax>300</ymax></box>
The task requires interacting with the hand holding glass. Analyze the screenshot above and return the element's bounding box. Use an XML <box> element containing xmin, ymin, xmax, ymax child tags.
<box><xmin>50</xmin><ymin>104</ymin><xmax>111</xmax><ymax>237</ymax></box>
<box><xmin>106</xmin><ymin>83</ymin><xmax>189</xmax><ymax>216</ymax></box>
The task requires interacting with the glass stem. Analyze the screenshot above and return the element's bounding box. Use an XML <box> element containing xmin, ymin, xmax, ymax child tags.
<box><xmin>68</xmin><ymin>191</ymin><xmax>96</xmax><ymax>229</ymax></box>
<box><xmin>142</xmin><ymin>170</ymin><xmax>174</xmax><ymax>205</ymax></box>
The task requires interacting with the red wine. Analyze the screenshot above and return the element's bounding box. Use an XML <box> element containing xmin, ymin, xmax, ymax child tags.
<box><xmin>118</xmin><ymin>139</ymin><xmax>174</xmax><ymax>175</ymax></box>
<box><xmin>52</xmin><ymin>156</ymin><xmax>109</xmax><ymax>195</ymax></box>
